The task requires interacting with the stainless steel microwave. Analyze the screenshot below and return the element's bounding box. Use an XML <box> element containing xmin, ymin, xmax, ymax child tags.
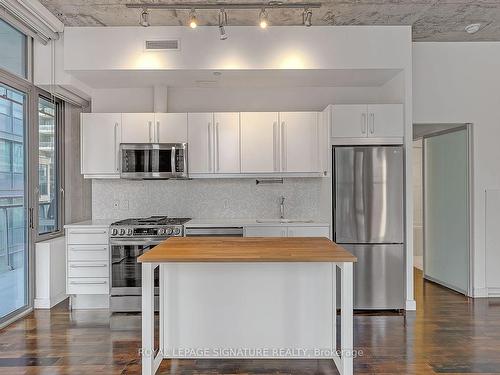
<box><xmin>120</xmin><ymin>143</ymin><xmax>188</xmax><ymax>179</ymax></box>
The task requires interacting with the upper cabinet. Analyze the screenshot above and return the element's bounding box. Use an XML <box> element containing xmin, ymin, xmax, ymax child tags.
<box><xmin>331</xmin><ymin>104</ymin><xmax>404</xmax><ymax>141</ymax></box>
<box><xmin>156</xmin><ymin>113</ymin><xmax>188</xmax><ymax>143</ymax></box>
<box><xmin>280</xmin><ymin>112</ymin><xmax>319</xmax><ymax>173</ymax></box>
<box><xmin>122</xmin><ymin>113</ymin><xmax>187</xmax><ymax>143</ymax></box>
<box><xmin>241</xmin><ymin>112</ymin><xmax>279</xmax><ymax>173</ymax></box>
<box><xmin>188</xmin><ymin>112</ymin><xmax>241</xmax><ymax>175</ymax></box>
<box><xmin>81</xmin><ymin>113</ymin><xmax>121</xmax><ymax>178</ymax></box>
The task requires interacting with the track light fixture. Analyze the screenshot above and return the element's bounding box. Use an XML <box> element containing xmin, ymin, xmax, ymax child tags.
<box><xmin>259</xmin><ymin>8</ymin><xmax>268</xmax><ymax>29</ymax></box>
<box><xmin>189</xmin><ymin>9</ymin><xmax>198</xmax><ymax>28</ymax></box>
<box><xmin>303</xmin><ymin>8</ymin><xmax>312</xmax><ymax>27</ymax></box>
<box><xmin>140</xmin><ymin>9</ymin><xmax>150</xmax><ymax>27</ymax></box>
<box><xmin>219</xmin><ymin>9</ymin><xmax>228</xmax><ymax>40</ymax></box>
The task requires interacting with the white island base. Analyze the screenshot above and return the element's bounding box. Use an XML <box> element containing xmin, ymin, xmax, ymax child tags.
<box><xmin>141</xmin><ymin>261</ymin><xmax>354</xmax><ymax>375</ymax></box>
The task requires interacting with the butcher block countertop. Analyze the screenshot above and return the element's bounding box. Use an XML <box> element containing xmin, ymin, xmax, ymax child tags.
<box><xmin>138</xmin><ymin>237</ymin><xmax>357</xmax><ymax>263</ymax></box>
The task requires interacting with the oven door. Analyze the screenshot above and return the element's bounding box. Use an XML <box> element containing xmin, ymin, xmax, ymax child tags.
<box><xmin>110</xmin><ymin>238</ymin><xmax>162</xmax><ymax>297</ymax></box>
<box><xmin>120</xmin><ymin>143</ymin><xmax>188</xmax><ymax>179</ymax></box>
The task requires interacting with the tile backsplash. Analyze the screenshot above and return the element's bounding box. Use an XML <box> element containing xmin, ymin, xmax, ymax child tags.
<box><xmin>92</xmin><ymin>178</ymin><xmax>324</xmax><ymax>220</ymax></box>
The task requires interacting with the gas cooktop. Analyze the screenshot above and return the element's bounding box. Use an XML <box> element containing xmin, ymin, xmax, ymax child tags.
<box><xmin>110</xmin><ymin>216</ymin><xmax>191</xmax><ymax>238</ymax></box>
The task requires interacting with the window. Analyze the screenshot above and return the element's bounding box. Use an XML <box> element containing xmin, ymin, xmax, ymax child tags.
<box><xmin>37</xmin><ymin>97</ymin><xmax>62</xmax><ymax>236</ymax></box>
<box><xmin>0</xmin><ymin>19</ymin><xmax>27</xmax><ymax>78</ymax></box>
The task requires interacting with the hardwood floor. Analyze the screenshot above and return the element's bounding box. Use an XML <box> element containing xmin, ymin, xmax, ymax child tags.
<box><xmin>1</xmin><ymin>269</ymin><xmax>500</xmax><ymax>374</ymax></box>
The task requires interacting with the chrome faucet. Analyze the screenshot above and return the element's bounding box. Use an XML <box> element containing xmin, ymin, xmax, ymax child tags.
<box><xmin>279</xmin><ymin>196</ymin><xmax>285</xmax><ymax>219</ymax></box>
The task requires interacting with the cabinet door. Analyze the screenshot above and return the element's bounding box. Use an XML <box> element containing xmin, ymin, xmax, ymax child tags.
<box><xmin>287</xmin><ymin>226</ymin><xmax>330</xmax><ymax>238</ymax></box>
<box><xmin>81</xmin><ymin>113</ymin><xmax>121</xmax><ymax>176</ymax></box>
<box><xmin>367</xmin><ymin>104</ymin><xmax>404</xmax><ymax>138</ymax></box>
<box><xmin>214</xmin><ymin>112</ymin><xmax>240</xmax><ymax>173</ymax></box>
<box><xmin>240</xmin><ymin>112</ymin><xmax>279</xmax><ymax>173</ymax></box>
<box><xmin>244</xmin><ymin>226</ymin><xmax>287</xmax><ymax>237</ymax></box>
<box><xmin>187</xmin><ymin>113</ymin><xmax>214</xmax><ymax>174</ymax></box>
<box><xmin>155</xmin><ymin>113</ymin><xmax>188</xmax><ymax>143</ymax></box>
<box><xmin>331</xmin><ymin>105</ymin><xmax>368</xmax><ymax>138</ymax></box>
<box><xmin>280</xmin><ymin>112</ymin><xmax>319</xmax><ymax>172</ymax></box>
<box><xmin>121</xmin><ymin>113</ymin><xmax>154</xmax><ymax>143</ymax></box>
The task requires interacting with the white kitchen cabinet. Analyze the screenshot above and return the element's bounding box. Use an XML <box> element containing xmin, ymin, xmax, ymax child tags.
<box><xmin>331</xmin><ymin>105</ymin><xmax>368</xmax><ymax>138</ymax></box>
<box><xmin>187</xmin><ymin>113</ymin><xmax>213</xmax><ymax>174</ymax></box>
<box><xmin>331</xmin><ymin>104</ymin><xmax>404</xmax><ymax>140</ymax></box>
<box><xmin>155</xmin><ymin>113</ymin><xmax>188</xmax><ymax>143</ymax></box>
<box><xmin>287</xmin><ymin>226</ymin><xmax>330</xmax><ymax>238</ymax></box>
<box><xmin>121</xmin><ymin>113</ymin><xmax>154</xmax><ymax>143</ymax></box>
<box><xmin>214</xmin><ymin>112</ymin><xmax>240</xmax><ymax>173</ymax></box>
<box><xmin>367</xmin><ymin>104</ymin><xmax>404</xmax><ymax>138</ymax></box>
<box><xmin>245</xmin><ymin>226</ymin><xmax>287</xmax><ymax>237</ymax></box>
<box><xmin>81</xmin><ymin>113</ymin><xmax>121</xmax><ymax>178</ymax></box>
<box><xmin>280</xmin><ymin>112</ymin><xmax>319</xmax><ymax>172</ymax></box>
<box><xmin>240</xmin><ymin>112</ymin><xmax>279</xmax><ymax>173</ymax></box>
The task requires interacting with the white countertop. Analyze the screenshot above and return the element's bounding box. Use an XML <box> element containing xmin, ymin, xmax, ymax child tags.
<box><xmin>64</xmin><ymin>219</ymin><xmax>114</xmax><ymax>228</ymax></box>
<box><xmin>185</xmin><ymin>218</ymin><xmax>330</xmax><ymax>227</ymax></box>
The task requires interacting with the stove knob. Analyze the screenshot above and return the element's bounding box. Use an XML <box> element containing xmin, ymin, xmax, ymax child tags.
<box><xmin>158</xmin><ymin>228</ymin><xmax>165</xmax><ymax>235</ymax></box>
<box><xmin>119</xmin><ymin>229</ymin><xmax>126</xmax><ymax>236</ymax></box>
<box><xmin>173</xmin><ymin>228</ymin><xmax>181</xmax><ymax>235</ymax></box>
<box><xmin>127</xmin><ymin>228</ymin><xmax>133</xmax><ymax>236</ymax></box>
<box><xmin>166</xmin><ymin>227</ymin><xmax>173</xmax><ymax>235</ymax></box>
<box><xmin>111</xmin><ymin>228</ymin><xmax>118</xmax><ymax>236</ymax></box>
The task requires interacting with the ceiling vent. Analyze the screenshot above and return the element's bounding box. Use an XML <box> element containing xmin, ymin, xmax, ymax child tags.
<box><xmin>145</xmin><ymin>39</ymin><xmax>180</xmax><ymax>51</ymax></box>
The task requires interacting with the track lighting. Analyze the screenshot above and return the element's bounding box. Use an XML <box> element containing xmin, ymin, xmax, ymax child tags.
<box><xmin>189</xmin><ymin>9</ymin><xmax>197</xmax><ymax>28</ymax></box>
<box><xmin>140</xmin><ymin>9</ymin><xmax>150</xmax><ymax>27</ymax></box>
<box><xmin>259</xmin><ymin>8</ymin><xmax>268</xmax><ymax>29</ymax></box>
<box><xmin>303</xmin><ymin>8</ymin><xmax>312</xmax><ymax>27</ymax></box>
<box><xmin>219</xmin><ymin>9</ymin><xmax>228</xmax><ymax>40</ymax></box>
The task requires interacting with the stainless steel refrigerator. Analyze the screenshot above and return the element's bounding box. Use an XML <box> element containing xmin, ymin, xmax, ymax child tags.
<box><xmin>333</xmin><ymin>146</ymin><xmax>405</xmax><ymax>310</ymax></box>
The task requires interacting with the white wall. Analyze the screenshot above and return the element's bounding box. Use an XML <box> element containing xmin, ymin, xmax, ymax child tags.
<box><xmin>412</xmin><ymin>139</ymin><xmax>423</xmax><ymax>265</ymax></box>
<box><xmin>413</xmin><ymin>42</ymin><xmax>500</xmax><ymax>297</ymax></box>
<box><xmin>91</xmin><ymin>87</ymin><xmax>154</xmax><ymax>113</ymax></box>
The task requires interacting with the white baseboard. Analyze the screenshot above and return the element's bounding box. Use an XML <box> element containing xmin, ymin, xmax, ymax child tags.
<box><xmin>71</xmin><ymin>294</ymin><xmax>109</xmax><ymax>309</ymax></box>
<box><xmin>487</xmin><ymin>287</ymin><xmax>500</xmax><ymax>297</ymax></box>
<box><xmin>405</xmin><ymin>299</ymin><xmax>416</xmax><ymax>311</ymax></box>
<box><xmin>473</xmin><ymin>287</ymin><xmax>488</xmax><ymax>298</ymax></box>
<box><xmin>35</xmin><ymin>293</ymin><xmax>68</xmax><ymax>309</ymax></box>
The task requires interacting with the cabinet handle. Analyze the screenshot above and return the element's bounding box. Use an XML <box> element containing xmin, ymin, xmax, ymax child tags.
<box><xmin>70</xmin><ymin>229</ymin><xmax>107</xmax><ymax>234</ymax></box>
<box><xmin>370</xmin><ymin>113</ymin><xmax>375</xmax><ymax>134</ymax></box>
<box><xmin>171</xmin><ymin>145</ymin><xmax>176</xmax><ymax>173</ymax></box>
<box><xmin>70</xmin><ymin>247</ymin><xmax>107</xmax><ymax>251</ymax></box>
<box><xmin>281</xmin><ymin>121</ymin><xmax>286</xmax><ymax>172</ymax></box>
<box><xmin>114</xmin><ymin>122</ymin><xmax>119</xmax><ymax>172</ymax></box>
<box><xmin>148</xmin><ymin>121</ymin><xmax>153</xmax><ymax>143</ymax></box>
<box><xmin>207</xmin><ymin>123</ymin><xmax>212</xmax><ymax>172</ymax></box>
<box><xmin>361</xmin><ymin>114</ymin><xmax>367</xmax><ymax>134</ymax></box>
<box><xmin>156</xmin><ymin>121</ymin><xmax>160</xmax><ymax>142</ymax></box>
<box><xmin>70</xmin><ymin>264</ymin><xmax>107</xmax><ymax>268</ymax></box>
<box><xmin>70</xmin><ymin>281</ymin><xmax>107</xmax><ymax>285</ymax></box>
<box><xmin>215</xmin><ymin>122</ymin><xmax>220</xmax><ymax>172</ymax></box>
<box><xmin>273</xmin><ymin>122</ymin><xmax>278</xmax><ymax>172</ymax></box>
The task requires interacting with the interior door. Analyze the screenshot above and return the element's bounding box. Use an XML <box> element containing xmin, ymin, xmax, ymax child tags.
<box><xmin>155</xmin><ymin>113</ymin><xmax>187</xmax><ymax>143</ymax></box>
<box><xmin>240</xmin><ymin>112</ymin><xmax>279</xmax><ymax>173</ymax></box>
<box><xmin>121</xmin><ymin>113</ymin><xmax>154</xmax><ymax>143</ymax></box>
<box><xmin>214</xmin><ymin>112</ymin><xmax>240</xmax><ymax>173</ymax></box>
<box><xmin>187</xmin><ymin>113</ymin><xmax>213</xmax><ymax>174</ymax></box>
<box><xmin>334</xmin><ymin>146</ymin><xmax>404</xmax><ymax>244</ymax></box>
<box><xmin>331</xmin><ymin>105</ymin><xmax>368</xmax><ymax>138</ymax></box>
<box><xmin>424</xmin><ymin>127</ymin><xmax>469</xmax><ymax>294</ymax></box>
<box><xmin>280</xmin><ymin>112</ymin><xmax>319</xmax><ymax>173</ymax></box>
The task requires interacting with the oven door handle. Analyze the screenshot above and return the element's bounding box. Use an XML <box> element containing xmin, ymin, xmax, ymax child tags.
<box><xmin>110</xmin><ymin>239</ymin><xmax>166</xmax><ymax>246</ymax></box>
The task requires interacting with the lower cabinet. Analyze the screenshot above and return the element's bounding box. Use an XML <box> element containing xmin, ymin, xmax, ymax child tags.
<box><xmin>244</xmin><ymin>225</ymin><xmax>329</xmax><ymax>238</ymax></box>
<box><xmin>65</xmin><ymin>226</ymin><xmax>110</xmax><ymax>295</ymax></box>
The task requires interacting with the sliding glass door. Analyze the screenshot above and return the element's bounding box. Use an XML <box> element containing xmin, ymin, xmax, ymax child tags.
<box><xmin>0</xmin><ymin>82</ymin><xmax>28</xmax><ymax>321</ymax></box>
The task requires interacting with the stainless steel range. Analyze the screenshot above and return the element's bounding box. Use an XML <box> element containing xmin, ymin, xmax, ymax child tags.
<box><xmin>110</xmin><ymin>216</ymin><xmax>191</xmax><ymax>312</ymax></box>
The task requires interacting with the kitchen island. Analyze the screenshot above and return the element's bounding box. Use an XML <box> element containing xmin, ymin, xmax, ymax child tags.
<box><xmin>138</xmin><ymin>237</ymin><xmax>357</xmax><ymax>375</ymax></box>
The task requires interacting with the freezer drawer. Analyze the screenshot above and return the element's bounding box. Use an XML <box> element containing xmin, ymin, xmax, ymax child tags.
<box><xmin>340</xmin><ymin>244</ymin><xmax>404</xmax><ymax>310</ymax></box>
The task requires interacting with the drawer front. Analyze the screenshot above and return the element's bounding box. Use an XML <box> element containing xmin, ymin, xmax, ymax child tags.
<box><xmin>68</xmin><ymin>245</ymin><xmax>109</xmax><ymax>261</ymax></box>
<box><xmin>67</xmin><ymin>278</ymin><xmax>109</xmax><ymax>295</ymax></box>
<box><xmin>67</xmin><ymin>228</ymin><xmax>109</xmax><ymax>245</ymax></box>
<box><xmin>68</xmin><ymin>262</ymin><xmax>109</xmax><ymax>278</ymax></box>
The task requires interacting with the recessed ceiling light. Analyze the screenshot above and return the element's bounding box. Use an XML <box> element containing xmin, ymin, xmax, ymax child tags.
<box><xmin>213</xmin><ymin>71</ymin><xmax>222</xmax><ymax>76</ymax></box>
<box><xmin>465</xmin><ymin>23</ymin><xmax>481</xmax><ymax>34</ymax></box>
<box><xmin>259</xmin><ymin>8</ymin><xmax>268</xmax><ymax>29</ymax></box>
<box><xmin>189</xmin><ymin>9</ymin><xmax>198</xmax><ymax>28</ymax></box>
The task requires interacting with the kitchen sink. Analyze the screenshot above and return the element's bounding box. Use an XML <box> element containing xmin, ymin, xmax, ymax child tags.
<box><xmin>256</xmin><ymin>219</ymin><xmax>314</xmax><ymax>224</ymax></box>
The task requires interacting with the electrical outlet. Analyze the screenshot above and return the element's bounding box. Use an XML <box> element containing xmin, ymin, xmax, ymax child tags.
<box><xmin>113</xmin><ymin>200</ymin><xmax>119</xmax><ymax>209</ymax></box>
